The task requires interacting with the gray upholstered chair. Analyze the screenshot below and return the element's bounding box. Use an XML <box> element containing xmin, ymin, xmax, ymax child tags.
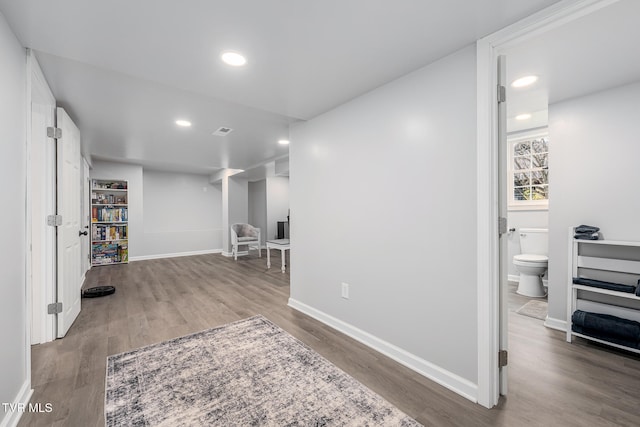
<box><xmin>230</xmin><ymin>223</ymin><xmax>261</xmax><ymax>261</ymax></box>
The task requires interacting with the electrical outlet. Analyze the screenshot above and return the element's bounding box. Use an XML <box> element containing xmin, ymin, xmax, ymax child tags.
<box><xmin>341</xmin><ymin>282</ymin><xmax>349</xmax><ymax>299</ymax></box>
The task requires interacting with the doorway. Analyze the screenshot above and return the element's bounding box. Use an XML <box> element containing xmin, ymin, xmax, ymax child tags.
<box><xmin>476</xmin><ymin>0</ymin><xmax>631</xmax><ymax>408</ymax></box>
<box><xmin>28</xmin><ymin>51</ymin><xmax>88</xmax><ymax>344</ymax></box>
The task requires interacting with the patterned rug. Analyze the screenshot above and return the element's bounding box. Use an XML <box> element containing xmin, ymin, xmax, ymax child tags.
<box><xmin>516</xmin><ymin>300</ymin><xmax>548</xmax><ymax>320</ymax></box>
<box><xmin>105</xmin><ymin>315</ymin><xmax>421</xmax><ymax>426</ymax></box>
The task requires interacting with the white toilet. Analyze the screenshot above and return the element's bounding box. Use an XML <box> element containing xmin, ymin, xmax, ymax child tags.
<box><xmin>513</xmin><ymin>228</ymin><xmax>548</xmax><ymax>298</ymax></box>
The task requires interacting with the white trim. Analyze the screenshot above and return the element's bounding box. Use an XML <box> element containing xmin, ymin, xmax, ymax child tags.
<box><xmin>0</xmin><ymin>380</ymin><xmax>33</xmax><ymax>427</ymax></box>
<box><xmin>476</xmin><ymin>0</ymin><xmax>621</xmax><ymax>409</ymax></box>
<box><xmin>129</xmin><ymin>249</ymin><xmax>222</xmax><ymax>262</ymax></box>
<box><xmin>479</xmin><ymin>0</ymin><xmax>620</xmax><ymax>49</ymax></box>
<box><xmin>476</xmin><ymin>36</ymin><xmax>499</xmax><ymax>409</ymax></box>
<box><xmin>507</xmin><ymin>130</ymin><xmax>549</xmax><ymax>210</ymax></box>
<box><xmin>221</xmin><ymin>250</ymin><xmax>250</xmax><ymax>258</ymax></box>
<box><xmin>507</xmin><ymin>204</ymin><xmax>549</xmax><ymax>212</ymax></box>
<box><xmin>27</xmin><ymin>50</ymin><xmax>57</xmax><ymax>344</ymax></box>
<box><xmin>508</xmin><ymin>129</ymin><xmax>549</xmax><ymax>144</ymax></box>
<box><xmin>24</xmin><ymin>50</ymin><xmax>34</xmax><ymax>375</ymax></box>
<box><xmin>507</xmin><ymin>126</ymin><xmax>549</xmax><ymax>137</ymax></box>
<box><xmin>544</xmin><ymin>316</ymin><xmax>568</xmax><ymax>332</ymax></box>
<box><xmin>288</xmin><ymin>298</ymin><xmax>478</xmax><ymax>403</ymax></box>
<box><xmin>234</xmin><ymin>251</ymin><xmax>250</xmax><ymax>257</ymax></box>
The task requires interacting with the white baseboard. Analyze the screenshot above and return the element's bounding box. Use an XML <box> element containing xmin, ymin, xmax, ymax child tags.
<box><xmin>221</xmin><ymin>251</ymin><xmax>249</xmax><ymax>258</ymax></box>
<box><xmin>544</xmin><ymin>316</ymin><xmax>567</xmax><ymax>332</ymax></box>
<box><xmin>288</xmin><ymin>298</ymin><xmax>478</xmax><ymax>403</ymax></box>
<box><xmin>0</xmin><ymin>380</ymin><xmax>33</xmax><ymax>427</ymax></box>
<box><xmin>130</xmin><ymin>249</ymin><xmax>222</xmax><ymax>262</ymax></box>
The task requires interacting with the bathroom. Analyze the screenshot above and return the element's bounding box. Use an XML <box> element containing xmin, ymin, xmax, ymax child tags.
<box><xmin>502</xmin><ymin>0</ymin><xmax>640</xmax><ymax>330</ymax></box>
<box><xmin>506</xmin><ymin>113</ymin><xmax>549</xmax><ymax>319</ymax></box>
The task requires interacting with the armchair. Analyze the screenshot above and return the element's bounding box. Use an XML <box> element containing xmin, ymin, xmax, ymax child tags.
<box><xmin>230</xmin><ymin>223</ymin><xmax>261</xmax><ymax>261</ymax></box>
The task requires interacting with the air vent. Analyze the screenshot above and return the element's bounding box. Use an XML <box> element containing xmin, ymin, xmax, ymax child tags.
<box><xmin>213</xmin><ymin>127</ymin><xmax>233</xmax><ymax>136</ymax></box>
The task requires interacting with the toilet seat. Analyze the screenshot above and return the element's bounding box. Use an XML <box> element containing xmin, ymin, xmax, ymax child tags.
<box><xmin>514</xmin><ymin>254</ymin><xmax>548</xmax><ymax>266</ymax></box>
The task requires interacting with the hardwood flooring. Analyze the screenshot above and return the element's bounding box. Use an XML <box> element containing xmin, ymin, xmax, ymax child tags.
<box><xmin>19</xmin><ymin>254</ymin><xmax>640</xmax><ymax>426</ymax></box>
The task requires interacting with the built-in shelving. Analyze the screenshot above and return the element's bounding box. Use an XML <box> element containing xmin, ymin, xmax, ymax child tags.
<box><xmin>91</xmin><ymin>179</ymin><xmax>128</xmax><ymax>266</ymax></box>
<box><xmin>566</xmin><ymin>227</ymin><xmax>640</xmax><ymax>354</ymax></box>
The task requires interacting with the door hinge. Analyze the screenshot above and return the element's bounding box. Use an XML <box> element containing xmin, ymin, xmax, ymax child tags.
<box><xmin>498</xmin><ymin>349</ymin><xmax>508</xmax><ymax>367</ymax></box>
<box><xmin>497</xmin><ymin>85</ymin><xmax>506</xmax><ymax>103</ymax></box>
<box><xmin>47</xmin><ymin>302</ymin><xmax>63</xmax><ymax>315</ymax></box>
<box><xmin>47</xmin><ymin>214</ymin><xmax>62</xmax><ymax>226</ymax></box>
<box><xmin>498</xmin><ymin>217</ymin><xmax>507</xmax><ymax>236</ymax></box>
<box><xmin>46</xmin><ymin>127</ymin><xmax>62</xmax><ymax>139</ymax></box>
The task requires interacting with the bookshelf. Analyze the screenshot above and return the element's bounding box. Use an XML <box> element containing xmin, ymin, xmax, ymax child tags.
<box><xmin>91</xmin><ymin>179</ymin><xmax>128</xmax><ymax>266</ymax></box>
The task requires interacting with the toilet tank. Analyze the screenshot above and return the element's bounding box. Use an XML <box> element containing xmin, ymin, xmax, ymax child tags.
<box><xmin>519</xmin><ymin>228</ymin><xmax>548</xmax><ymax>255</ymax></box>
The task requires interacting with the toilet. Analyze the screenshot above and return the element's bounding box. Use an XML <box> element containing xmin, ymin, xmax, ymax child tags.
<box><xmin>513</xmin><ymin>228</ymin><xmax>548</xmax><ymax>297</ymax></box>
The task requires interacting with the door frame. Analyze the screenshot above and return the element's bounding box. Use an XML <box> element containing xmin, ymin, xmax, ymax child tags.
<box><xmin>26</xmin><ymin>50</ymin><xmax>57</xmax><ymax>345</ymax></box>
<box><xmin>475</xmin><ymin>0</ymin><xmax>620</xmax><ymax>408</ymax></box>
<box><xmin>82</xmin><ymin>158</ymin><xmax>91</xmax><ymax>278</ymax></box>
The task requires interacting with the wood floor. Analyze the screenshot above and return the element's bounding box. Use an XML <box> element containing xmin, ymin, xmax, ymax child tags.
<box><xmin>19</xmin><ymin>254</ymin><xmax>640</xmax><ymax>426</ymax></box>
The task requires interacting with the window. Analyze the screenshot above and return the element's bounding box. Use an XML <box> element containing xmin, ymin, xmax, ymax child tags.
<box><xmin>508</xmin><ymin>130</ymin><xmax>549</xmax><ymax>210</ymax></box>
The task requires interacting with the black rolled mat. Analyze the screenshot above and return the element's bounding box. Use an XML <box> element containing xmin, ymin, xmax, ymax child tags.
<box><xmin>82</xmin><ymin>286</ymin><xmax>116</xmax><ymax>298</ymax></box>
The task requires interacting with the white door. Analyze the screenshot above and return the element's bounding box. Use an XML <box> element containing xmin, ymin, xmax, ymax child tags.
<box><xmin>498</xmin><ymin>55</ymin><xmax>509</xmax><ymax>394</ymax></box>
<box><xmin>28</xmin><ymin>51</ymin><xmax>58</xmax><ymax>344</ymax></box>
<box><xmin>56</xmin><ymin>108</ymin><xmax>82</xmax><ymax>338</ymax></box>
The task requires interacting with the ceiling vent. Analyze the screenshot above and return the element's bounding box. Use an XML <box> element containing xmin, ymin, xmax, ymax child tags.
<box><xmin>213</xmin><ymin>127</ymin><xmax>233</xmax><ymax>136</ymax></box>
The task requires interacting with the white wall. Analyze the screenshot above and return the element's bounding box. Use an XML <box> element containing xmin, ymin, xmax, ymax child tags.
<box><xmin>91</xmin><ymin>161</ymin><xmax>223</xmax><ymax>259</ymax></box>
<box><xmin>229</xmin><ymin>177</ymin><xmax>248</xmax><ymax>225</ymax></box>
<box><xmin>547</xmin><ymin>81</ymin><xmax>640</xmax><ymax>324</ymax></box>
<box><xmin>0</xmin><ymin>10</ymin><xmax>29</xmax><ymax>425</ymax></box>
<box><xmin>141</xmin><ymin>170</ymin><xmax>222</xmax><ymax>256</ymax></box>
<box><xmin>507</xmin><ymin>210</ymin><xmax>548</xmax><ymax>278</ymax></box>
<box><xmin>248</xmin><ymin>180</ymin><xmax>267</xmax><ymax>244</ymax></box>
<box><xmin>289</xmin><ymin>45</ymin><xmax>478</xmax><ymax>395</ymax></box>
<box><xmin>266</xmin><ymin>177</ymin><xmax>289</xmax><ymax>240</ymax></box>
<box><xmin>248</xmin><ymin>177</ymin><xmax>289</xmax><ymax>243</ymax></box>
<box><xmin>222</xmin><ymin>176</ymin><xmax>248</xmax><ymax>254</ymax></box>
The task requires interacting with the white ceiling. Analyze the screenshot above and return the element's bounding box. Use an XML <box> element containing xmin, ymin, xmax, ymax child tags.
<box><xmin>0</xmin><ymin>0</ymin><xmax>564</xmax><ymax>175</ymax></box>
<box><xmin>505</xmin><ymin>0</ymin><xmax>640</xmax><ymax>132</ymax></box>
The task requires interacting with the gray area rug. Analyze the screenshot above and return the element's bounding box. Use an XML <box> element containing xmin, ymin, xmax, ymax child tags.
<box><xmin>516</xmin><ymin>300</ymin><xmax>548</xmax><ymax>320</ymax></box>
<box><xmin>105</xmin><ymin>315</ymin><xmax>421</xmax><ymax>426</ymax></box>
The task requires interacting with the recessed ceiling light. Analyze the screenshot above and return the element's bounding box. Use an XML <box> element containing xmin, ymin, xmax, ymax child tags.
<box><xmin>221</xmin><ymin>51</ymin><xmax>247</xmax><ymax>67</ymax></box>
<box><xmin>278</xmin><ymin>139</ymin><xmax>290</xmax><ymax>145</ymax></box>
<box><xmin>175</xmin><ymin>120</ymin><xmax>192</xmax><ymax>127</ymax></box>
<box><xmin>511</xmin><ymin>75</ymin><xmax>538</xmax><ymax>88</ymax></box>
<box><xmin>515</xmin><ymin>113</ymin><xmax>532</xmax><ymax>121</ymax></box>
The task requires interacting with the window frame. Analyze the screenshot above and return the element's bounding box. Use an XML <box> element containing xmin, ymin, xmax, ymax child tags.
<box><xmin>507</xmin><ymin>129</ymin><xmax>549</xmax><ymax>211</ymax></box>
